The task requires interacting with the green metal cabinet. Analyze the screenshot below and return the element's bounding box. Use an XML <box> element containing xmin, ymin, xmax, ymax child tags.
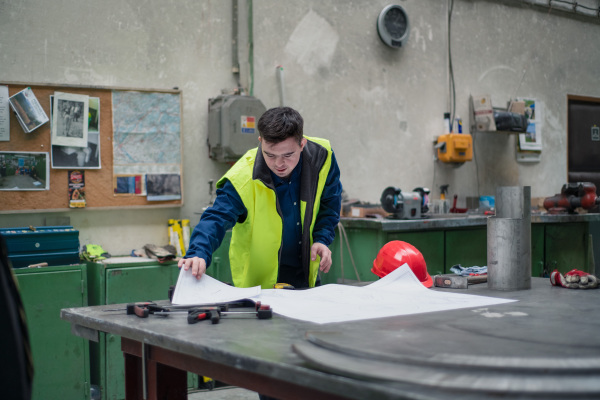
<box><xmin>544</xmin><ymin>222</ymin><xmax>591</xmax><ymax>274</ymax></box>
<box><xmin>444</xmin><ymin>225</ymin><xmax>543</xmax><ymax>276</ymax></box>
<box><xmin>207</xmin><ymin>230</ymin><xmax>233</xmax><ymax>284</ymax></box>
<box><xmin>327</xmin><ymin>228</ymin><xmax>445</xmax><ymax>284</ymax></box>
<box><xmin>444</xmin><ymin>227</ymin><xmax>487</xmax><ymax>273</ymax></box>
<box><xmin>199</xmin><ymin>218</ymin><xmax>594</xmax><ymax>284</ymax></box>
<box><xmin>333</xmin><ymin>218</ymin><xmax>587</xmax><ymax>281</ymax></box>
<box><xmin>211</xmin><ymin>228</ymin><xmax>444</xmax><ymax>285</ymax></box>
<box><xmin>14</xmin><ymin>264</ymin><xmax>90</xmax><ymax>400</ymax></box>
<box><xmin>386</xmin><ymin>231</ymin><xmax>445</xmax><ymax>276</ymax></box>
<box><xmin>531</xmin><ymin>224</ymin><xmax>545</xmax><ymax>277</ymax></box>
<box><xmin>326</xmin><ymin>225</ymin><xmax>386</xmax><ymax>284</ymax></box>
<box><xmin>86</xmin><ymin>259</ymin><xmax>183</xmax><ymax>400</ymax></box>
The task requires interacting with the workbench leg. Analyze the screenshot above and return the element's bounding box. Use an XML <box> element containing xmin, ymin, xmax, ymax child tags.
<box><xmin>124</xmin><ymin>352</ymin><xmax>143</xmax><ymax>400</ymax></box>
<box><xmin>147</xmin><ymin>357</ymin><xmax>187</xmax><ymax>400</ymax></box>
<box><xmin>123</xmin><ymin>344</ymin><xmax>186</xmax><ymax>400</ymax></box>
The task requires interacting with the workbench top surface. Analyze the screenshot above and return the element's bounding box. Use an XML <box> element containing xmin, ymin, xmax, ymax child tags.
<box><xmin>342</xmin><ymin>212</ymin><xmax>600</xmax><ymax>231</ymax></box>
<box><xmin>61</xmin><ymin>278</ymin><xmax>600</xmax><ymax>399</ymax></box>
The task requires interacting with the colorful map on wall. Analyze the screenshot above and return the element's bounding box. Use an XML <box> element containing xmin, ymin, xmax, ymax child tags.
<box><xmin>112</xmin><ymin>91</ymin><xmax>181</xmax><ymax>167</ymax></box>
<box><xmin>112</xmin><ymin>90</ymin><xmax>182</xmax><ymax>199</ymax></box>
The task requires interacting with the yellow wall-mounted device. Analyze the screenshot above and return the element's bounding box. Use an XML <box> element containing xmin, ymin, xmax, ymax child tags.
<box><xmin>435</xmin><ymin>133</ymin><xmax>473</xmax><ymax>163</ymax></box>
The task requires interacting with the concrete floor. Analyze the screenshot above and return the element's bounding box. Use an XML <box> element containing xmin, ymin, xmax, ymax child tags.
<box><xmin>0</xmin><ymin>173</ymin><xmax>45</xmax><ymax>190</ymax></box>
<box><xmin>188</xmin><ymin>387</ymin><xmax>259</xmax><ymax>400</ymax></box>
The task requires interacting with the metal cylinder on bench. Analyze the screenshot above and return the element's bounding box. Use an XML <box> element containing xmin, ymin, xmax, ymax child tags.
<box><xmin>487</xmin><ymin>186</ymin><xmax>531</xmax><ymax>291</ymax></box>
<box><xmin>495</xmin><ymin>186</ymin><xmax>531</xmax><ymax>220</ymax></box>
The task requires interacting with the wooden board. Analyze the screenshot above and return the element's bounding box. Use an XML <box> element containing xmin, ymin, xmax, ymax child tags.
<box><xmin>0</xmin><ymin>83</ymin><xmax>182</xmax><ymax>212</ymax></box>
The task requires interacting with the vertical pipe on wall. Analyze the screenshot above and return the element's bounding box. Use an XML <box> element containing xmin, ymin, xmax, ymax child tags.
<box><xmin>445</xmin><ymin>0</ymin><xmax>451</xmax><ymax>117</ymax></box>
<box><xmin>247</xmin><ymin>0</ymin><xmax>254</xmax><ymax>96</ymax></box>
<box><xmin>276</xmin><ymin>65</ymin><xmax>286</xmax><ymax>106</ymax></box>
<box><xmin>232</xmin><ymin>0</ymin><xmax>241</xmax><ymax>89</ymax></box>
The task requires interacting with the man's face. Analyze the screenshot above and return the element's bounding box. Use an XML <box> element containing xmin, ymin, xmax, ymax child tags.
<box><xmin>259</xmin><ymin>136</ymin><xmax>306</xmax><ymax>179</ymax></box>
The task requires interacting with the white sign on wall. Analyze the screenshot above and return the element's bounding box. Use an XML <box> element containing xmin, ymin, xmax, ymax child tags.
<box><xmin>592</xmin><ymin>125</ymin><xmax>599</xmax><ymax>141</ymax></box>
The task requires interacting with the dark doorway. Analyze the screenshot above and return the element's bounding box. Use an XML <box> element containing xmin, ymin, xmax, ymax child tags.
<box><xmin>567</xmin><ymin>95</ymin><xmax>600</xmax><ymax>196</ymax></box>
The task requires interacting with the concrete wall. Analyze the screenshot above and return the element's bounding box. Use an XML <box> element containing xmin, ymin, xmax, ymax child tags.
<box><xmin>1</xmin><ymin>0</ymin><xmax>599</xmax><ymax>255</ymax></box>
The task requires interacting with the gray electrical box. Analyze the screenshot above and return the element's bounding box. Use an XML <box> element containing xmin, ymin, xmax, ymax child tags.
<box><xmin>207</xmin><ymin>94</ymin><xmax>266</xmax><ymax>162</ymax></box>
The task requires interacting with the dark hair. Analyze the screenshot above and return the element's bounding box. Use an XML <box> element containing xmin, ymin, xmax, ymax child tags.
<box><xmin>257</xmin><ymin>107</ymin><xmax>304</xmax><ymax>144</ymax></box>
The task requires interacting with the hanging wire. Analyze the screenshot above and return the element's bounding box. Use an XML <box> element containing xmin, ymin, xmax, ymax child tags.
<box><xmin>341</xmin><ymin>223</ymin><xmax>361</xmax><ymax>282</ymax></box>
<box><xmin>337</xmin><ymin>223</ymin><xmax>361</xmax><ymax>283</ymax></box>
<box><xmin>432</xmin><ymin>0</ymin><xmax>456</xmax><ymax>201</ymax></box>
<box><xmin>448</xmin><ymin>0</ymin><xmax>456</xmax><ymax>124</ymax></box>
<box><xmin>473</xmin><ymin>129</ymin><xmax>481</xmax><ymax>197</ymax></box>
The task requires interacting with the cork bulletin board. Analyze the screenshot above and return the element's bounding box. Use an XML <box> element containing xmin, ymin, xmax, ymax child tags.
<box><xmin>0</xmin><ymin>82</ymin><xmax>183</xmax><ymax>212</ymax></box>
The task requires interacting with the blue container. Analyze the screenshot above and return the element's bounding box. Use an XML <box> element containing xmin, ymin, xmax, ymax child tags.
<box><xmin>479</xmin><ymin>196</ymin><xmax>495</xmax><ymax>209</ymax></box>
<box><xmin>0</xmin><ymin>226</ymin><xmax>80</xmax><ymax>268</ymax></box>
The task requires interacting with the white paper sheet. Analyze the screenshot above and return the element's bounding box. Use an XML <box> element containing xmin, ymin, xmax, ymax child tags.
<box><xmin>170</xmin><ymin>264</ymin><xmax>516</xmax><ymax>324</ymax></box>
<box><xmin>171</xmin><ymin>267</ymin><xmax>260</xmax><ymax>305</ymax></box>
<box><xmin>254</xmin><ymin>264</ymin><xmax>516</xmax><ymax>324</ymax></box>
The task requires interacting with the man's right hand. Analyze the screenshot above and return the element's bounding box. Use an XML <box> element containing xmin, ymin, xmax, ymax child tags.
<box><xmin>178</xmin><ymin>257</ymin><xmax>207</xmax><ymax>280</ymax></box>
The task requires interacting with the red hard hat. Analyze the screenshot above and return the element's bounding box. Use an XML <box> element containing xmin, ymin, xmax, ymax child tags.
<box><xmin>372</xmin><ymin>241</ymin><xmax>432</xmax><ymax>288</ymax></box>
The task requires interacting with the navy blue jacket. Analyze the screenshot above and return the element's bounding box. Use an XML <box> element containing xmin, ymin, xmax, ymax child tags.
<box><xmin>186</xmin><ymin>152</ymin><xmax>342</xmax><ymax>279</ymax></box>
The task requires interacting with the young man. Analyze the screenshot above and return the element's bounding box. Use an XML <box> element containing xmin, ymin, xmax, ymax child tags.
<box><xmin>179</xmin><ymin>106</ymin><xmax>342</xmax><ymax>289</ymax></box>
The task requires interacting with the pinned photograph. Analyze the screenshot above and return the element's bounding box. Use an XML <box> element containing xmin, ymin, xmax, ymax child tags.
<box><xmin>519</xmin><ymin>122</ymin><xmax>542</xmax><ymax>151</ymax></box>
<box><xmin>51</xmin><ymin>92</ymin><xmax>89</xmax><ymax>148</ymax></box>
<box><xmin>146</xmin><ymin>174</ymin><xmax>181</xmax><ymax>201</ymax></box>
<box><xmin>51</xmin><ymin>95</ymin><xmax>100</xmax><ymax>169</ymax></box>
<box><xmin>517</xmin><ymin>98</ymin><xmax>542</xmax><ymax>151</ymax></box>
<box><xmin>88</xmin><ymin>97</ymin><xmax>100</xmax><ymax>133</ymax></box>
<box><xmin>114</xmin><ymin>174</ymin><xmax>145</xmax><ymax>196</ymax></box>
<box><xmin>52</xmin><ymin>133</ymin><xmax>100</xmax><ymax>169</ymax></box>
<box><xmin>8</xmin><ymin>87</ymin><xmax>49</xmax><ymax>133</ymax></box>
<box><xmin>0</xmin><ymin>151</ymin><xmax>49</xmax><ymax>191</ymax></box>
<box><xmin>68</xmin><ymin>170</ymin><xmax>86</xmax><ymax>208</ymax></box>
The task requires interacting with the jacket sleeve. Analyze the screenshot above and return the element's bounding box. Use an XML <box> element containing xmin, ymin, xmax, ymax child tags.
<box><xmin>185</xmin><ymin>180</ymin><xmax>247</xmax><ymax>267</ymax></box>
<box><xmin>312</xmin><ymin>151</ymin><xmax>342</xmax><ymax>246</ymax></box>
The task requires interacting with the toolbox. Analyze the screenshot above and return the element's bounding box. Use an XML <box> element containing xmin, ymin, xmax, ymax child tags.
<box><xmin>0</xmin><ymin>226</ymin><xmax>80</xmax><ymax>268</ymax></box>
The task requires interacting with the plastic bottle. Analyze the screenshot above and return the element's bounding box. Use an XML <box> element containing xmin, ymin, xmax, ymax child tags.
<box><xmin>172</xmin><ymin>220</ymin><xmax>185</xmax><ymax>257</ymax></box>
<box><xmin>443</xmin><ymin>113</ymin><xmax>451</xmax><ymax>134</ymax></box>
<box><xmin>168</xmin><ymin>219</ymin><xmax>183</xmax><ymax>257</ymax></box>
<box><xmin>181</xmin><ymin>219</ymin><xmax>191</xmax><ymax>254</ymax></box>
<box><xmin>454</xmin><ymin>116</ymin><xmax>463</xmax><ymax>133</ymax></box>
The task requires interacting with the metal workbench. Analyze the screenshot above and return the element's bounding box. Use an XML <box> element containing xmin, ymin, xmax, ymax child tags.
<box><xmin>339</xmin><ymin>212</ymin><xmax>600</xmax><ymax>232</ymax></box>
<box><xmin>209</xmin><ymin>213</ymin><xmax>600</xmax><ymax>285</ymax></box>
<box><xmin>325</xmin><ymin>213</ymin><xmax>600</xmax><ymax>283</ymax></box>
<box><xmin>61</xmin><ymin>278</ymin><xmax>600</xmax><ymax>399</ymax></box>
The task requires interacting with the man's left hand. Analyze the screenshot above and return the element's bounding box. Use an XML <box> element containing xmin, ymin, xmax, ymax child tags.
<box><xmin>311</xmin><ymin>242</ymin><xmax>332</xmax><ymax>273</ymax></box>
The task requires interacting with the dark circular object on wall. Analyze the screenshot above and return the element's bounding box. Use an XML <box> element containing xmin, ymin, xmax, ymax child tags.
<box><xmin>377</xmin><ymin>4</ymin><xmax>410</xmax><ymax>48</ymax></box>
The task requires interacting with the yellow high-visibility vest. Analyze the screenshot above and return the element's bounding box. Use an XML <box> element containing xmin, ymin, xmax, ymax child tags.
<box><xmin>218</xmin><ymin>136</ymin><xmax>332</xmax><ymax>288</ymax></box>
